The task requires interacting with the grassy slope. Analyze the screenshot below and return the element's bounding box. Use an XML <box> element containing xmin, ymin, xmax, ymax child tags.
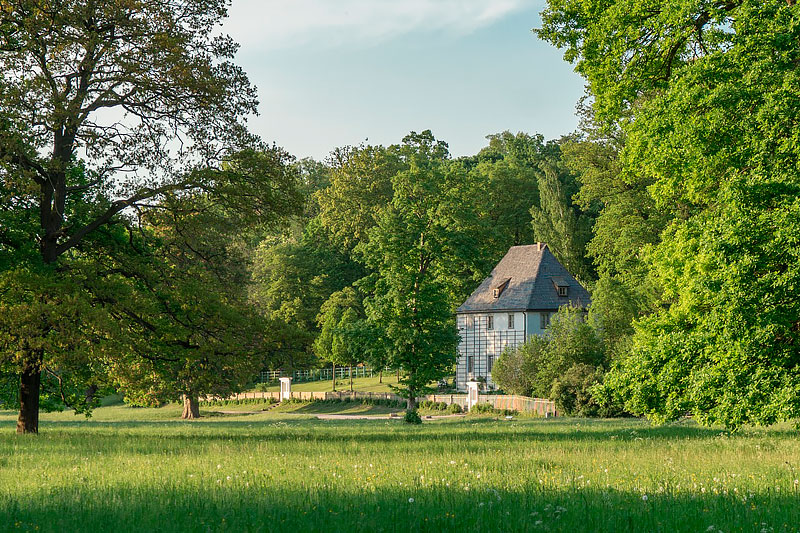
<box><xmin>257</xmin><ymin>374</ymin><xmax>401</xmax><ymax>393</ymax></box>
<box><xmin>2</xmin><ymin>406</ymin><xmax>799</xmax><ymax>532</ymax></box>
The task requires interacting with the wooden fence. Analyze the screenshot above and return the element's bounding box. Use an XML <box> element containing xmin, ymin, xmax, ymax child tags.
<box><xmin>205</xmin><ymin>390</ymin><xmax>556</xmax><ymax>417</ymax></box>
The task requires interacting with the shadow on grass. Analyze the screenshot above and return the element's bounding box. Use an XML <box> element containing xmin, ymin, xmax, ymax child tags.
<box><xmin>3</xmin><ymin>483</ymin><xmax>797</xmax><ymax>532</ymax></box>
<box><xmin>2</xmin><ymin>417</ymin><xmax>796</xmax><ymax>461</ymax></box>
<box><xmin>273</xmin><ymin>403</ymin><xmax>401</xmax><ymax>415</ymax></box>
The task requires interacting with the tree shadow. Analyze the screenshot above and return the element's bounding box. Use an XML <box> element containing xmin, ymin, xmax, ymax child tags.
<box><xmin>4</xmin><ymin>483</ymin><xmax>797</xmax><ymax>532</ymax></box>
<box><xmin>2</xmin><ymin>416</ymin><xmax>795</xmax><ymax>460</ymax></box>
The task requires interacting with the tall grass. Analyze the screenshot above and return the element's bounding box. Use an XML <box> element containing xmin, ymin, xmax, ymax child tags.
<box><xmin>1</xmin><ymin>408</ymin><xmax>799</xmax><ymax>532</ymax></box>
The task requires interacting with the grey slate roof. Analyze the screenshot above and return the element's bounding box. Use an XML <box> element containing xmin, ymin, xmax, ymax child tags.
<box><xmin>456</xmin><ymin>244</ymin><xmax>591</xmax><ymax>313</ymax></box>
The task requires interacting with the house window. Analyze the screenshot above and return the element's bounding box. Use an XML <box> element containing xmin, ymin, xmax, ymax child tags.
<box><xmin>487</xmin><ymin>315</ymin><xmax>494</xmax><ymax>330</ymax></box>
<box><xmin>508</xmin><ymin>313</ymin><xmax>514</xmax><ymax>329</ymax></box>
<box><xmin>558</xmin><ymin>286</ymin><xmax>568</xmax><ymax>297</ymax></box>
<box><xmin>467</xmin><ymin>356</ymin><xmax>474</xmax><ymax>374</ymax></box>
<box><xmin>540</xmin><ymin>312</ymin><xmax>551</xmax><ymax>329</ymax></box>
<box><xmin>466</xmin><ymin>316</ymin><xmax>474</xmax><ymax>330</ymax></box>
<box><xmin>488</xmin><ymin>355</ymin><xmax>495</xmax><ymax>373</ymax></box>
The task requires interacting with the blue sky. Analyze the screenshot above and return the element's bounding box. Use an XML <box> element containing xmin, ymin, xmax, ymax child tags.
<box><xmin>222</xmin><ymin>0</ymin><xmax>585</xmax><ymax>161</ymax></box>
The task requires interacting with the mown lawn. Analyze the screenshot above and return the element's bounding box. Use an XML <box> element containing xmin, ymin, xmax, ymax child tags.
<box><xmin>2</xmin><ymin>405</ymin><xmax>799</xmax><ymax>532</ymax></box>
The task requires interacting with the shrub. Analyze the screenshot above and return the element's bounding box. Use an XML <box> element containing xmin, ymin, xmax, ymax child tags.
<box><xmin>404</xmin><ymin>408</ymin><xmax>422</xmax><ymax>424</ymax></box>
<box><xmin>448</xmin><ymin>403</ymin><xmax>463</xmax><ymax>414</ymax></box>
<box><xmin>470</xmin><ymin>402</ymin><xmax>494</xmax><ymax>414</ymax></box>
<box><xmin>492</xmin><ymin>306</ymin><xmax>608</xmax><ymax>411</ymax></box>
<box><xmin>551</xmin><ymin>364</ymin><xmax>626</xmax><ymax>417</ymax></box>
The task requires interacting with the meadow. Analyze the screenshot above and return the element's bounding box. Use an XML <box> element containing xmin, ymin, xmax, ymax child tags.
<box><xmin>255</xmin><ymin>374</ymin><xmax>400</xmax><ymax>393</ymax></box>
<box><xmin>2</xmin><ymin>403</ymin><xmax>799</xmax><ymax>532</ymax></box>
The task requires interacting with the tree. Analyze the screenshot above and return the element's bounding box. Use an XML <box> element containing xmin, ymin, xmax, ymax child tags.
<box><xmin>530</xmin><ymin>151</ymin><xmax>597</xmax><ymax>286</ymax></box>
<box><xmin>251</xmin><ymin>222</ymin><xmax>364</xmax><ymax>372</ymax></box>
<box><xmin>490</xmin><ymin>344</ymin><xmax>539</xmax><ymax>396</ymax></box>
<box><xmin>314</xmin><ymin>288</ymin><xmax>364</xmax><ymax>391</ymax></box>
<box><xmin>359</xmin><ymin>131</ymin><xmax>482</xmax><ymax>414</ymax></box>
<box><xmin>316</xmin><ymin>144</ymin><xmax>403</xmax><ymax>251</ymax></box>
<box><xmin>105</xmin><ymin>193</ymin><xmax>272</xmax><ymax>419</ymax></box>
<box><xmin>491</xmin><ymin>306</ymin><xmax>605</xmax><ymax>413</ymax></box>
<box><xmin>560</xmin><ymin>117</ymin><xmax>668</xmax><ymax>357</ymax></box>
<box><xmin>466</xmin><ymin>132</ymin><xmax>545</xmax><ymax>256</ymax></box>
<box><xmin>0</xmin><ymin>0</ymin><xmax>299</xmax><ymax>432</ymax></box>
<box><xmin>540</xmin><ymin>0</ymin><xmax>800</xmax><ymax>427</ymax></box>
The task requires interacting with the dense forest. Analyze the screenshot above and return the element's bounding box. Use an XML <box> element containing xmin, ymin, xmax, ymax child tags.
<box><xmin>1</xmin><ymin>0</ymin><xmax>799</xmax><ymax>431</ymax></box>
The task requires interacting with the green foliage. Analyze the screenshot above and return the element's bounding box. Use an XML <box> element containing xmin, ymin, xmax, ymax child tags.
<box><xmin>541</xmin><ymin>0</ymin><xmax>800</xmax><ymax>427</ymax></box>
<box><xmin>359</xmin><ymin>131</ymin><xmax>482</xmax><ymax>405</ymax></box>
<box><xmin>447</xmin><ymin>402</ymin><xmax>463</xmax><ymax>414</ymax></box>
<box><xmin>467</xmin><ymin>132</ymin><xmax>544</xmax><ymax>254</ymax></box>
<box><xmin>0</xmin><ymin>1</ymin><xmax>304</xmax><ymax>430</ymax></box>
<box><xmin>316</xmin><ymin>144</ymin><xmax>403</xmax><ymax>251</ymax></box>
<box><xmin>530</xmin><ymin>151</ymin><xmax>597</xmax><ymax>285</ymax></box>
<box><xmin>313</xmin><ymin>288</ymin><xmax>368</xmax><ymax>382</ymax></box>
<box><xmin>492</xmin><ymin>307</ymin><xmax>606</xmax><ymax>414</ymax></box>
<box><xmin>403</xmin><ymin>408</ymin><xmax>422</xmax><ymax>424</ymax></box>
<box><xmin>490</xmin><ymin>345</ymin><xmax>538</xmax><ymax>397</ymax></box>
<box><xmin>469</xmin><ymin>403</ymin><xmax>518</xmax><ymax>416</ymax></box>
<box><xmin>101</xmin><ymin>192</ymin><xmax>276</xmax><ymax>408</ymax></box>
<box><xmin>551</xmin><ymin>364</ymin><xmax>613</xmax><ymax>417</ymax></box>
<box><xmin>250</xmin><ymin>223</ymin><xmax>363</xmax><ymax>370</ymax></box>
<box><xmin>418</xmin><ymin>400</ymin><xmax>448</xmax><ymax>412</ymax></box>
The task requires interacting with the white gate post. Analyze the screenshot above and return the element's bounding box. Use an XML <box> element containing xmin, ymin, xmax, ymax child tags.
<box><xmin>279</xmin><ymin>377</ymin><xmax>292</xmax><ymax>402</ymax></box>
<box><xmin>466</xmin><ymin>381</ymin><xmax>480</xmax><ymax>412</ymax></box>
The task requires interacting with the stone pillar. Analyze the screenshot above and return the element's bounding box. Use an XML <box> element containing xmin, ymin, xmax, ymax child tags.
<box><xmin>466</xmin><ymin>381</ymin><xmax>480</xmax><ymax>412</ymax></box>
<box><xmin>279</xmin><ymin>377</ymin><xmax>292</xmax><ymax>402</ymax></box>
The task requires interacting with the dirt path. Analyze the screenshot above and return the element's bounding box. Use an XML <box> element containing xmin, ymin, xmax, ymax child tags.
<box><xmin>316</xmin><ymin>413</ymin><xmax>466</xmax><ymax>420</ymax></box>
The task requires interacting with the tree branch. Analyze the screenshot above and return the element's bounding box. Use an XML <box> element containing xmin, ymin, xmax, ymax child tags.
<box><xmin>55</xmin><ymin>181</ymin><xmax>200</xmax><ymax>256</ymax></box>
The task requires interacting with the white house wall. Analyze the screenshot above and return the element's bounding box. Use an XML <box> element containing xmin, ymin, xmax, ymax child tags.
<box><xmin>456</xmin><ymin>312</ymin><xmax>525</xmax><ymax>390</ymax></box>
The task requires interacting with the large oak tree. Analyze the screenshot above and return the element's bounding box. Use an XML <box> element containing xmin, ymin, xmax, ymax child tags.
<box><xmin>0</xmin><ymin>0</ymin><xmax>297</xmax><ymax>432</ymax></box>
<box><xmin>540</xmin><ymin>0</ymin><xmax>800</xmax><ymax>427</ymax></box>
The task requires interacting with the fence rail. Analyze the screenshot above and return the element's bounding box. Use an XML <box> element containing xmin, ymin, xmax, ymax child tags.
<box><xmin>258</xmin><ymin>367</ymin><xmax>385</xmax><ymax>384</ymax></box>
<box><xmin>205</xmin><ymin>390</ymin><xmax>557</xmax><ymax>417</ymax></box>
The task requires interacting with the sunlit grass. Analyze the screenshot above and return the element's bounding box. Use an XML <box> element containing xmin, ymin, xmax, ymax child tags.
<box><xmin>256</xmin><ymin>374</ymin><xmax>401</xmax><ymax>393</ymax></box>
<box><xmin>2</xmin><ymin>406</ymin><xmax>799</xmax><ymax>532</ymax></box>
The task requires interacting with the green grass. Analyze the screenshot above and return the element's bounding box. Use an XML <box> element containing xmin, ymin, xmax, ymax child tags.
<box><xmin>256</xmin><ymin>374</ymin><xmax>401</xmax><ymax>393</ymax></box>
<box><xmin>2</xmin><ymin>405</ymin><xmax>800</xmax><ymax>532</ymax></box>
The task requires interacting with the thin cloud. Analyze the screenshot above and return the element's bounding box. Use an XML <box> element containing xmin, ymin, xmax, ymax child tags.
<box><xmin>224</xmin><ymin>0</ymin><xmax>530</xmax><ymax>50</ymax></box>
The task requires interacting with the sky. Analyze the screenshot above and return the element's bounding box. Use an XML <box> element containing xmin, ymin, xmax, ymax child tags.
<box><xmin>222</xmin><ymin>0</ymin><xmax>585</xmax><ymax>161</ymax></box>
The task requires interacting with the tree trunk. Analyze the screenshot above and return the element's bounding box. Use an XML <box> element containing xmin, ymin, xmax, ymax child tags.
<box><xmin>379</xmin><ymin>369</ymin><xmax>382</xmax><ymax>384</ymax></box>
<box><xmin>85</xmin><ymin>384</ymin><xmax>99</xmax><ymax>406</ymax></box>
<box><xmin>406</xmin><ymin>390</ymin><xmax>417</xmax><ymax>411</ymax></box>
<box><xmin>17</xmin><ymin>361</ymin><xmax>42</xmax><ymax>434</ymax></box>
<box><xmin>397</xmin><ymin>367</ymin><xmax>400</xmax><ymax>382</ymax></box>
<box><xmin>181</xmin><ymin>395</ymin><xmax>200</xmax><ymax>419</ymax></box>
<box><xmin>349</xmin><ymin>366</ymin><xmax>353</xmax><ymax>391</ymax></box>
<box><xmin>332</xmin><ymin>363</ymin><xmax>336</xmax><ymax>392</ymax></box>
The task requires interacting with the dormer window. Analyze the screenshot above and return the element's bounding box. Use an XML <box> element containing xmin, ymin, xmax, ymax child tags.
<box><xmin>552</xmin><ymin>277</ymin><xmax>569</xmax><ymax>297</ymax></box>
<box><xmin>493</xmin><ymin>278</ymin><xmax>511</xmax><ymax>299</ymax></box>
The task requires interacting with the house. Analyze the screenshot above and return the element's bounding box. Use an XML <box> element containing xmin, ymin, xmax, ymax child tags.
<box><xmin>455</xmin><ymin>243</ymin><xmax>591</xmax><ymax>391</ymax></box>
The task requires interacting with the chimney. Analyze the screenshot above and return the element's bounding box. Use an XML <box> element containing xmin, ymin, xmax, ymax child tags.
<box><xmin>537</xmin><ymin>242</ymin><xmax>545</xmax><ymax>251</ymax></box>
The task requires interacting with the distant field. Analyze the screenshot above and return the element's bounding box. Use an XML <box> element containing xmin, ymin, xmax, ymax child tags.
<box><xmin>257</xmin><ymin>374</ymin><xmax>401</xmax><ymax>393</ymax></box>
<box><xmin>2</xmin><ymin>404</ymin><xmax>800</xmax><ymax>532</ymax></box>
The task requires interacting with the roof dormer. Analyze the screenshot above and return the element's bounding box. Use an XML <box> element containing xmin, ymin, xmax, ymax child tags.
<box><xmin>493</xmin><ymin>277</ymin><xmax>511</xmax><ymax>299</ymax></box>
<box><xmin>552</xmin><ymin>277</ymin><xmax>569</xmax><ymax>297</ymax></box>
